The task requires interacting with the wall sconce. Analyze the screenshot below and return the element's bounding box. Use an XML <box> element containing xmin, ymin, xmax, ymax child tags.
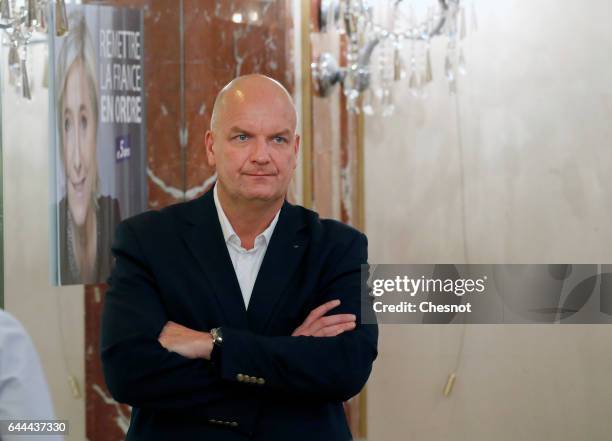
<box><xmin>312</xmin><ymin>0</ymin><xmax>477</xmax><ymax>115</ymax></box>
<box><xmin>0</xmin><ymin>0</ymin><xmax>66</xmax><ymax>99</ymax></box>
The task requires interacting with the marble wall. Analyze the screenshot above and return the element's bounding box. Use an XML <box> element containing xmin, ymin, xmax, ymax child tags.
<box><xmin>82</xmin><ymin>1</ymin><xmax>296</xmax><ymax>440</ymax></box>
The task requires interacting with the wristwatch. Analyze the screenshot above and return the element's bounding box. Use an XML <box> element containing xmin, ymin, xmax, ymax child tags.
<box><xmin>210</xmin><ymin>327</ymin><xmax>223</xmax><ymax>347</ymax></box>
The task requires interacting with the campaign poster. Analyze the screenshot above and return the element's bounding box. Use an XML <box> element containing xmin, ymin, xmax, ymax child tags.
<box><xmin>51</xmin><ymin>5</ymin><xmax>146</xmax><ymax>285</ymax></box>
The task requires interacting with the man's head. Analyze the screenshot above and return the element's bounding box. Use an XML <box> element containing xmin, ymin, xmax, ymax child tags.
<box><xmin>205</xmin><ymin>74</ymin><xmax>299</xmax><ymax>206</ymax></box>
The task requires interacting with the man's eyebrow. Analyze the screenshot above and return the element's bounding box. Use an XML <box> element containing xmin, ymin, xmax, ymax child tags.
<box><xmin>228</xmin><ymin>126</ymin><xmax>252</xmax><ymax>134</ymax></box>
<box><xmin>270</xmin><ymin>129</ymin><xmax>292</xmax><ymax>137</ymax></box>
<box><xmin>227</xmin><ymin>127</ymin><xmax>293</xmax><ymax>137</ymax></box>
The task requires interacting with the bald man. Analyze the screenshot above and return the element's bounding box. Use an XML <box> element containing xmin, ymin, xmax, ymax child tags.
<box><xmin>101</xmin><ymin>75</ymin><xmax>378</xmax><ymax>441</ymax></box>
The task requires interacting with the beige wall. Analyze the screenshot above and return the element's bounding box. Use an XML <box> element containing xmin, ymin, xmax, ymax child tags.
<box><xmin>2</xmin><ymin>43</ymin><xmax>85</xmax><ymax>440</ymax></box>
<box><xmin>365</xmin><ymin>0</ymin><xmax>612</xmax><ymax>440</ymax></box>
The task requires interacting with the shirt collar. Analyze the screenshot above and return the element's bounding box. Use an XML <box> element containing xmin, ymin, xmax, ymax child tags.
<box><xmin>213</xmin><ymin>183</ymin><xmax>280</xmax><ymax>248</ymax></box>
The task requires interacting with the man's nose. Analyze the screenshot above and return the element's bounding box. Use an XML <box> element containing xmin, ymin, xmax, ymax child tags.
<box><xmin>251</xmin><ymin>136</ymin><xmax>271</xmax><ymax>163</ymax></box>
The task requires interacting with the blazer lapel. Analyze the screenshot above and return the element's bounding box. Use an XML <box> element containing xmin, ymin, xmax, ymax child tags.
<box><xmin>246</xmin><ymin>201</ymin><xmax>309</xmax><ymax>334</ymax></box>
<box><xmin>182</xmin><ymin>190</ymin><xmax>249</xmax><ymax>329</ymax></box>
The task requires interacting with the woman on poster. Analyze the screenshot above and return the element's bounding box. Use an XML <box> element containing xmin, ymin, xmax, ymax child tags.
<box><xmin>56</xmin><ymin>12</ymin><xmax>120</xmax><ymax>285</ymax></box>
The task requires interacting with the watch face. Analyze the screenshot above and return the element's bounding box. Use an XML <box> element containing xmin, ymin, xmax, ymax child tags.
<box><xmin>216</xmin><ymin>328</ymin><xmax>223</xmax><ymax>345</ymax></box>
<box><xmin>212</xmin><ymin>328</ymin><xmax>222</xmax><ymax>346</ymax></box>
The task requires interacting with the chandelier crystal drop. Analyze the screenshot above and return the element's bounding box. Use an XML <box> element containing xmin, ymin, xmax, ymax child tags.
<box><xmin>1</xmin><ymin>0</ymin><xmax>60</xmax><ymax>100</ymax></box>
<box><xmin>312</xmin><ymin>0</ymin><xmax>478</xmax><ymax>115</ymax></box>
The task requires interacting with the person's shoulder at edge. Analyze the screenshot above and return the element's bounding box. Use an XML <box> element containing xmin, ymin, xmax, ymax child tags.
<box><xmin>0</xmin><ymin>310</ymin><xmax>62</xmax><ymax>435</ymax></box>
<box><xmin>0</xmin><ymin>309</ymin><xmax>27</xmax><ymax>340</ymax></box>
<box><xmin>0</xmin><ymin>310</ymin><xmax>37</xmax><ymax>365</ymax></box>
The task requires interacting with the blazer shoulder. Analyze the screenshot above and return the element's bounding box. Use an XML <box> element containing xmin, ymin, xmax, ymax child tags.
<box><xmin>293</xmin><ymin>204</ymin><xmax>366</xmax><ymax>246</ymax></box>
<box><xmin>119</xmin><ymin>197</ymin><xmax>197</xmax><ymax>235</ymax></box>
<box><xmin>119</xmin><ymin>208</ymin><xmax>162</xmax><ymax>233</ymax></box>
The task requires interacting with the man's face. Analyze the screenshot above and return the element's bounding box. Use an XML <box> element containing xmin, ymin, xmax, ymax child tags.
<box><xmin>205</xmin><ymin>84</ymin><xmax>299</xmax><ymax>204</ymax></box>
<box><xmin>62</xmin><ymin>58</ymin><xmax>97</xmax><ymax>227</ymax></box>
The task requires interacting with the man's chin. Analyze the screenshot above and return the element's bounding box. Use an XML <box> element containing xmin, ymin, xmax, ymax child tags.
<box><xmin>242</xmin><ymin>190</ymin><xmax>282</xmax><ymax>203</ymax></box>
<box><xmin>246</xmin><ymin>193</ymin><xmax>276</xmax><ymax>202</ymax></box>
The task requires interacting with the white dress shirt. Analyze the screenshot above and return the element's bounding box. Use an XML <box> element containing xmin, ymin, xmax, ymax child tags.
<box><xmin>213</xmin><ymin>184</ymin><xmax>280</xmax><ymax>308</ymax></box>
<box><xmin>0</xmin><ymin>310</ymin><xmax>64</xmax><ymax>441</ymax></box>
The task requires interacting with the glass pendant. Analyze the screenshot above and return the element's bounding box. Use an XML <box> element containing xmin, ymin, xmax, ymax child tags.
<box><xmin>8</xmin><ymin>44</ymin><xmax>19</xmax><ymax>67</ymax></box>
<box><xmin>8</xmin><ymin>45</ymin><xmax>20</xmax><ymax>86</ymax></box>
<box><xmin>362</xmin><ymin>87</ymin><xmax>375</xmax><ymax>115</ymax></box>
<box><xmin>408</xmin><ymin>70</ymin><xmax>419</xmax><ymax>97</ymax></box>
<box><xmin>381</xmin><ymin>87</ymin><xmax>394</xmax><ymax>117</ymax></box>
<box><xmin>444</xmin><ymin>54</ymin><xmax>454</xmax><ymax>82</ymax></box>
<box><xmin>1</xmin><ymin>0</ymin><xmax>10</xmax><ymax>20</ymax></box>
<box><xmin>393</xmin><ymin>46</ymin><xmax>406</xmax><ymax>81</ymax></box>
<box><xmin>447</xmin><ymin>8</ymin><xmax>457</xmax><ymax>39</ymax></box>
<box><xmin>344</xmin><ymin>9</ymin><xmax>358</xmax><ymax>39</ymax></box>
<box><xmin>460</xmin><ymin>7</ymin><xmax>467</xmax><ymax>40</ymax></box>
<box><xmin>37</xmin><ymin>1</ymin><xmax>47</xmax><ymax>32</ymax></box>
<box><xmin>56</xmin><ymin>0</ymin><xmax>69</xmax><ymax>36</ymax></box>
<box><xmin>427</xmin><ymin>6</ymin><xmax>434</xmax><ymax>35</ymax></box>
<box><xmin>449</xmin><ymin>77</ymin><xmax>457</xmax><ymax>95</ymax></box>
<box><xmin>471</xmin><ymin>1</ymin><xmax>479</xmax><ymax>32</ymax></box>
<box><xmin>458</xmin><ymin>48</ymin><xmax>467</xmax><ymax>75</ymax></box>
<box><xmin>27</xmin><ymin>0</ymin><xmax>38</xmax><ymax>28</ymax></box>
<box><xmin>22</xmin><ymin>59</ymin><xmax>31</xmax><ymax>99</ymax></box>
<box><xmin>425</xmin><ymin>46</ymin><xmax>433</xmax><ymax>83</ymax></box>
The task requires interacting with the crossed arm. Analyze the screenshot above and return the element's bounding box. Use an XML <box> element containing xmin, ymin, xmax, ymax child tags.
<box><xmin>101</xmin><ymin>220</ymin><xmax>378</xmax><ymax>417</ymax></box>
<box><xmin>158</xmin><ymin>299</ymin><xmax>357</xmax><ymax>360</ymax></box>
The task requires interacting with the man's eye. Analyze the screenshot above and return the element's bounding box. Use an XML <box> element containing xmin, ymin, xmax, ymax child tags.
<box><xmin>273</xmin><ymin>136</ymin><xmax>287</xmax><ymax>144</ymax></box>
<box><xmin>80</xmin><ymin>115</ymin><xmax>88</xmax><ymax>130</ymax></box>
<box><xmin>235</xmin><ymin>134</ymin><xmax>248</xmax><ymax>142</ymax></box>
<box><xmin>64</xmin><ymin>117</ymin><xmax>71</xmax><ymax>132</ymax></box>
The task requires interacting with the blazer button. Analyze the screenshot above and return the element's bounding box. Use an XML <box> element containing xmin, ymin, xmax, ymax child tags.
<box><xmin>257</xmin><ymin>377</ymin><xmax>265</xmax><ymax>385</ymax></box>
<box><xmin>236</xmin><ymin>373</ymin><xmax>244</xmax><ymax>382</ymax></box>
<box><xmin>208</xmin><ymin>419</ymin><xmax>217</xmax><ymax>424</ymax></box>
<box><xmin>231</xmin><ymin>421</ymin><xmax>238</xmax><ymax>427</ymax></box>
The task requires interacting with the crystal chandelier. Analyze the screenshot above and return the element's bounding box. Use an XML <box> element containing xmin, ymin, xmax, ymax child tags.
<box><xmin>0</xmin><ymin>0</ymin><xmax>68</xmax><ymax>99</ymax></box>
<box><xmin>312</xmin><ymin>0</ymin><xmax>478</xmax><ymax>115</ymax></box>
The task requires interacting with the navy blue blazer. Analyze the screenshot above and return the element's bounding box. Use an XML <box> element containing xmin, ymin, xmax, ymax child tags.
<box><xmin>100</xmin><ymin>186</ymin><xmax>378</xmax><ymax>440</ymax></box>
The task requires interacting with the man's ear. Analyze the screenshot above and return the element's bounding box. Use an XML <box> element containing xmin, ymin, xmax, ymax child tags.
<box><xmin>204</xmin><ymin>130</ymin><xmax>216</xmax><ymax>167</ymax></box>
<box><xmin>293</xmin><ymin>134</ymin><xmax>300</xmax><ymax>169</ymax></box>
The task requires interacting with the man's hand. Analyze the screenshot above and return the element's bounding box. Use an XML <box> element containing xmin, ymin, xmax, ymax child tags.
<box><xmin>158</xmin><ymin>321</ymin><xmax>213</xmax><ymax>360</ymax></box>
<box><xmin>292</xmin><ymin>299</ymin><xmax>356</xmax><ymax>337</ymax></box>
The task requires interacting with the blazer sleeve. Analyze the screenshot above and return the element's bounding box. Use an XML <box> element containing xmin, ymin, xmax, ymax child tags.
<box><xmin>100</xmin><ymin>219</ymin><xmax>260</xmax><ymax>431</ymax></box>
<box><xmin>216</xmin><ymin>232</ymin><xmax>379</xmax><ymax>402</ymax></box>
